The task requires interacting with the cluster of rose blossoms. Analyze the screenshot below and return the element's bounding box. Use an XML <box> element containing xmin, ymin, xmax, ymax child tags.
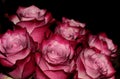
<box><xmin>0</xmin><ymin>5</ymin><xmax>118</xmax><ymax>79</ymax></box>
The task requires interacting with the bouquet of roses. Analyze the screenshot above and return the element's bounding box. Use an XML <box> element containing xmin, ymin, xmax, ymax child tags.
<box><xmin>0</xmin><ymin>5</ymin><xmax>118</xmax><ymax>79</ymax></box>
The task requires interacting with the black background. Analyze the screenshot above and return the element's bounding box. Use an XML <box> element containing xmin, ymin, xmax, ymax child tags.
<box><xmin>0</xmin><ymin>0</ymin><xmax>120</xmax><ymax>78</ymax></box>
<box><xmin>0</xmin><ymin>0</ymin><xmax>119</xmax><ymax>45</ymax></box>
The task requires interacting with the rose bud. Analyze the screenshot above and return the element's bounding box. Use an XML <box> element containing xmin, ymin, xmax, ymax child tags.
<box><xmin>88</xmin><ymin>32</ymin><xmax>117</xmax><ymax>57</ymax></box>
<box><xmin>35</xmin><ymin>34</ymin><xmax>75</xmax><ymax>79</ymax></box>
<box><xmin>75</xmin><ymin>48</ymin><xmax>116</xmax><ymax>79</ymax></box>
<box><xmin>55</xmin><ymin>17</ymin><xmax>87</xmax><ymax>41</ymax></box>
<box><xmin>0</xmin><ymin>28</ymin><xmax>36</xmax><ymax>67</ymax></box>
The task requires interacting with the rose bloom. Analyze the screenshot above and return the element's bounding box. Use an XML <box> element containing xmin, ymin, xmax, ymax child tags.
<box><xmin>0</xmin><ymin>28</ymin><xmax>36</xmax><ymax>67</ymax></box>
<box><xmin>16</xmin><ymin>5</ymin><xmax>55</xmax><ymax>33</ymax></box>
<box><xmin>35</xmin><ymin>34</ymin><xmax>75</xmax><ymax>79</ymax></box>
<box><xmin>55</xmin><ymin>17</ymin><xmax>87</xmax><ymax>42</ymax></box>
<box><xmin>5</xmin><ymin>5</ymin><xmax>55</xmax><ymax>47</ymax></box>
<box><xmin>88</xmin><ymin>33</ymin><xmax>117</xmax><ymax>57</ymax></box>
<box><xmin>75</xmin><ymin>48</ymin><xmax>116</xmax><ymax>79</ymax></box>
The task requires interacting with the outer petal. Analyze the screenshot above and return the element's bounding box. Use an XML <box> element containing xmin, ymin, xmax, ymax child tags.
<box><xmin>88</xmin><ymin>33</ymin><xmax>117</xmax><ymax>57</ymax></box>
<box><xmin>8</xmin><ymin>54</ymin><xmax>35</xmax><ymax>79</ymax></box>
<box><xmin>6</xmin><ymin>14</ymin><xmax>20</xmax><ymax>24</ymax></box>
<box><xmin>35</xmin><ymin>66</ymin><xmax>50</xmax><ymax>79</ymax></box>
<box><xmin>30</xmin><ymin>25</ymin><xmax>52</xmax><ymax>44</ymax></box>
<box><xmin>76</xmin><ymin>52</ymin><xmax>91</xmax><ymax>79</ymax></box>
<box><xmin>44</xmin><ymin>70</ymin><xmax>68</xmax><ymax>79</ymax></box>
<box><xmin>99</xmin><ymin>33</ymin><xmax>117</xmax><ymax>53</ymax></box>
<box><xmin>62</xmin><ymin>17</ymin><xmax>86</xmax><ymax>28</ymax></box>
<box><xmin>6</xmin><ymin>48</ymin><xmax>30</xmax><ymax>65</ymax></box>
<box><xmin>16</xmin><ymin>20</ymin><xmax>45</xmax><ymax>34</ymax></box>
<box><xmin>0</xmin><ymin>58</ymin><xmax>13</xmax><ymax>67</ymax></box>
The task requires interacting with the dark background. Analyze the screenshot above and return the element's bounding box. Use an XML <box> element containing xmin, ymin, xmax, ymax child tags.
<box><xmin>0</xmin><ymin>0</ymin><xmax>119</xmax><ymax>45</ymax></box>
<box><xmin>0</xmin><ymin>0</ymin><xmax>120</xmax><ymax>78</ymax></box>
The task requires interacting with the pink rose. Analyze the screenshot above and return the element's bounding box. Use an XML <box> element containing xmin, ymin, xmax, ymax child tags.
<box><xmin>14</xmin><ymin>5</ymin><xmax>55</xmax><ymax>45</ymax></box>
<box><xmin>0</xmin><ymin>28</ymin><xmax>36</xmax><ymax>67</ymax></box>
<box><xmin>55</xmin><ymin>17</ymin><xmax>87</xmax><ymax>42</ymax></box>
<box><xmin>6</xmin><ymin>5</ymin><xmax>55</xmax><ymax>47</ymax></box>
<box><xmin>75</xmin><ymin>48</ymin><xmax>116</xmax><ymax>79</ymax></box>
<box><xmin>35</xmin><ymin>34</ymin><xmax>75</xmax><ymax>79</ymax></box>
<box><xmin>34</xmin><ymin>53</ymin><xmax>69</xmax><ymax>79</ymax></box>
<box><xmin>88</xmin><ymin>33</ymin><xmax>117</xmax><ymax>57</ymax></box>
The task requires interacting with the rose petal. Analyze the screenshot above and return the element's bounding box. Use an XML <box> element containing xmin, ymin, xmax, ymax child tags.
<box><xmin>6</xmin><ymin>49</ymin><xmax>30</xmax><ymax>64</ymax></box>
<box><xmin>9</xmin><ymin>54</ymin><xmax>35</xmax><ymax>79</ymax></box>
<box><xmin>30</xmin><ymin>25</ymin><xmax>52</xmax><ymax>44</ymax></box>
<box><xmin>35</xmin><ymin>66</ymin><xmax>50</xmax><ymax>79</ymax></box>
<box><xmin>44</xmin><ymin>70</ymin><xmax>68</xmax><ymax>79</ymax></box>
<box><xmin>16</xmin><ymin>20</ymin><xmax>45</xmax><ymax>34</ymax></box>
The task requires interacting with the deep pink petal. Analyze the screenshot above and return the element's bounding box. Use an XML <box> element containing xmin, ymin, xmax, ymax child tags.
<box><xmin>16</xmin><ymin>20</ymin><xmax>45</xmax><ymax>33</ymax></box>
<box><xmin>6</xmin><ymin>14</ymin><xmax>20</xmax><ymax>24</ymax></box>
<box><xmin>30</xmin><ymin>26</ymin><xmax>52</xmax><ymax>44</ymax></box>
<box><xmin>44</xmin><ymin>70</ymin><xmax>68</xmax><ymax>79</ymax></box>
<box><xmin>8</xmin><ymin>54</ymin><xmax>35</xmax><ymax>79</ymax></box>
<box><xmin>0</xmin><ymin>58</ymin><xmax>13</xmax><ymax>67</ymax></box>
<box><xmin>35</xmin><ymin>66</ymin><xmax>50</xmax><ymax>79</ymax></box>
<box><xmin>22</xmin><ymin>54</ymin><xmax>35</xmax><ymax>79</ymax></box>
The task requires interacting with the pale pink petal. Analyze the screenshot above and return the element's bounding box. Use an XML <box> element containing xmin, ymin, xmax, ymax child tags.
<box><xmin>16</xmin><ymin>5</ymin><xmax>46</xmax><ymax>21</ymax></box>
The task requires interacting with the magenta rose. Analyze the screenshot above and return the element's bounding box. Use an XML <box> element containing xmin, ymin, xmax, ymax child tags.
<box><xmin>6</xmin><ymin>5</ymin><xmax>55</xmax><ymax>47</ymax></box>
<box><xmin>0</xmin><ymin>28</ymin><xmax>36</xmax><ymax>67</ymax></box>
<box><xmin>75</xmin><ymin>48</ymin><xmax>116</xmax><ymax>79</ymax></box>
<box><xmin>13</xmin><ymin>5</ymin><xmax>55</xmax><ymax>45</ymax></box>
<box><xmin>55</xmin><ymin>17</ymin><xmax>87</xmax><ymax>41</ymax></box>
<box><xmin>35</xmin><ymin>34</ymin><xmax>75</xmax><ymax>79</ymax></box>
<box><xmin>88</xmin><ymin>33</ymin><xmax>117</xmax><ymax>57</ymax></box>
<box><xmin>15</xmin><ymin>5</ymin><xmax>55</xmax><ymax>33</ymax></box>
